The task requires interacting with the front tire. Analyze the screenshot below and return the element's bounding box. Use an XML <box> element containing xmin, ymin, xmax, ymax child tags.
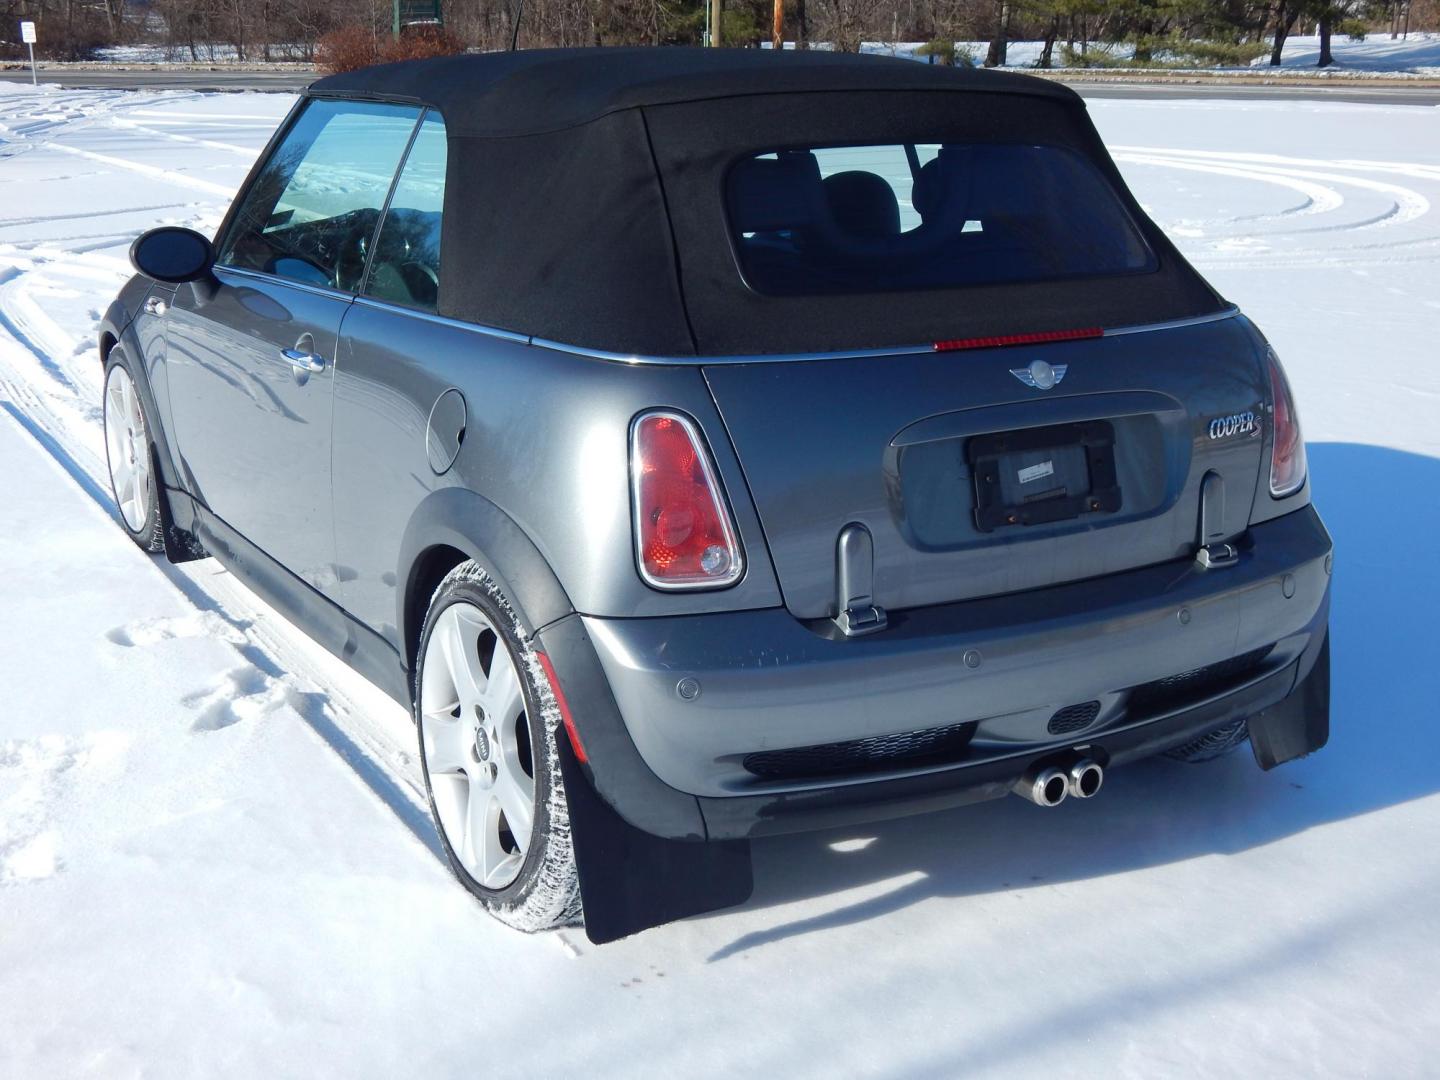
<box><xmin>415</xmin><ymin>561</ymin><xmax>581</xmax><ymax>931</ymax></box>
<box><xmin>102</xmin><ymin>351</ymin><xmax>164</xmax><ymax>553</ymax></box>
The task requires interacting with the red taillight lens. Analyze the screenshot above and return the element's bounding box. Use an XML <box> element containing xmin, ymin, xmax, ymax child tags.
<box><xmin>631</xmin><ymin>411</ymin><xmax>743</xmax><ymax>589</ymax></box>
<box><xmin>1267</xmin><ymin>348</ymin><xmax>1307</xmax><ymax>498</ymax></box>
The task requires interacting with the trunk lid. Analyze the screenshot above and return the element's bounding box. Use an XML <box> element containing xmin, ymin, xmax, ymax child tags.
<box><xmin>703</xmin><ymin>315</ymin><xmax>1267</xmax><ymax>621</ymax></box>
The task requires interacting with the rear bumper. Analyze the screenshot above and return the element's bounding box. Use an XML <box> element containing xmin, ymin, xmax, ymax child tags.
<box><xmin>537</xmin><ymin>504</ymin><xmax>1331</xmax><ymax>841</ymax></box>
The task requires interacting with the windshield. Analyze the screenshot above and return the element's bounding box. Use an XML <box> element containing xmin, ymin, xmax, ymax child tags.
<box><xmin>725</xmin><ymin>142</ymin><xmax>1156</xmax><ymax>297</ymax></box>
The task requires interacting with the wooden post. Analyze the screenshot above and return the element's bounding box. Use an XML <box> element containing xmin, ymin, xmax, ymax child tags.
<box><xmin>773</xmin><ymin>0</ymin><xmax>784</xmax><ymax>50</ymax></box>
<box><xmin>710</xmin><ymin>0</ymin><xmax>722</xmax><ymax>47</ymax></box>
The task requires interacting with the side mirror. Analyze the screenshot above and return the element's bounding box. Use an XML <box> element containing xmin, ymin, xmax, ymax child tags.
<box><xmin>129</xmin><ymin>227</ymin><xmax>215</xmax><ymax>285</ymax></box>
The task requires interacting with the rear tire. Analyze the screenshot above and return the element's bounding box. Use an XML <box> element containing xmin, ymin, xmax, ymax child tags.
<box><xmin>415</xmin><ymin>561</ymin><xmax>581</xmax><ymax>931</ymax></box>
<box><xmin>102</xmin><ymin>351</ymin><xmax>164</xmax><ymax>553</ymax></box>
<box><xmin>1165</xmin><ymin>718</ymin><xmax>1250</xmax><ymax>764</ymax></box>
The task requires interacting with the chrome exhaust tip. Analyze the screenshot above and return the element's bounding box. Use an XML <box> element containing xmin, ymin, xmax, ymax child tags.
<box><xmin>1014</xmin><ymin>766</ymin><xmax>1069</xmax><ymax>807</ymax></box>
<box><xmin>1068</xmin><ymin>759</ymin><xmax>1104</xmax><ymax>799</ymax></box>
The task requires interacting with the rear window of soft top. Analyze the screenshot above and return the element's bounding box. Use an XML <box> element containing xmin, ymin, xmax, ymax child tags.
<box><xmin>725</xmin><ymin>142</ymin><xmax>1156</xmax><ymax>296</ymax></box>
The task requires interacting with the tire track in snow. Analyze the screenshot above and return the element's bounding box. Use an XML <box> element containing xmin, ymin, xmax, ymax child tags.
<box><xmin>39</xmin><ymin>142</ymin><xmax>235</xmax><ymax>197</ymax></box>
<box><xmin>109</xmin><ymin>118</ymin><xmax>259</xmax><ymax>158</ymax></box>
<box><xmin>0</xmin><ymin>87</ymin><xmax>444</xmax><ymax>875</ymax></box>
<box><xmin>1116</xmin><ymin>144</ymin><xmax>1440</xmax><ymax>270</ymax></box>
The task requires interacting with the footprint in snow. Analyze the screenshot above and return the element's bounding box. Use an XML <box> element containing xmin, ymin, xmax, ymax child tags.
<box><xmin>105</xmin><ymin>611</ymin><xmax>247</xmax><ymax>649</ymax></box>
<box><xmin>0</xmin><ymin>733</ymin><xmax>128</xmax><ymax>885</ymax></box>
<box><xmin>1</xmin><ymin>831</ymin><xmax>61</xmax><ymax>883</ymax></box>
<box><xmin>185</xmin><ymin>665</ymin><xmax>301</xmax><ymax>733</ymax></box>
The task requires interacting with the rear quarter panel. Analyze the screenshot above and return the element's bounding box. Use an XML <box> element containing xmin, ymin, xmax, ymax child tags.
<box><xmin>331</xmin><ymin>304</ymin><xmax>783</xmax><ymax>656</ymax></box>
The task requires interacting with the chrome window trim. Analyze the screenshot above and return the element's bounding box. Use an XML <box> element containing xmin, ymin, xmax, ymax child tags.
<box><xmin>216</xmin><ymin>264</ymin><xmax>355</xmax><ymax>303</ymax></box>
<box><xmin>349</xmin><ymin>295</ymin><xmax>530</xmax><ymax>344</ymax></box>
<box><xmin>344</xmin><ymin>297</ymin><xmax>1240</xmax><ymax>365</ymax></box>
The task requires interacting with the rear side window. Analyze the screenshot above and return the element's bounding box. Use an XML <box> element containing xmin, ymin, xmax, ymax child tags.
<box><xmin>218</xmin><ymin>99</ymin><xmax>421</xmax><ymax>291</ymax></box>
<box><xmin>364</xmin><ymin>112</ymin><xmax>446</xmax><ymax>313</ymax></box>
<box><xmin>726</xmin><ymin>143</ymin><xmax>1155</xmax><ymax>296</ymax></box>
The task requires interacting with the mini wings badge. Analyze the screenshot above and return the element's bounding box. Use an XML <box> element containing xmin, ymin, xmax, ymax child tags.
<box><xmin>1010</xmin><ymin>359</ymin><xmax>1068</xmax><ymax>390</ymax></box>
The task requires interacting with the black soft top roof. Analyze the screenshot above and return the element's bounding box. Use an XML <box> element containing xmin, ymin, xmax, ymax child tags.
<box><xmin>305</xmin><ymin>49</ymin><xmax>1222</xmax><ymax>356</ymax></box>
<box><xmin>307</xmin><ymin>47</ymin><xmax>1078</xmax><ymax>137</ymax></box>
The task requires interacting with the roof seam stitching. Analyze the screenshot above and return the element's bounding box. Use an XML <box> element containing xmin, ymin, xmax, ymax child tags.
<box><xmin>639</xmin><ymin>106</ymin><xmax>699</xmax><ymax>357</ymax></box>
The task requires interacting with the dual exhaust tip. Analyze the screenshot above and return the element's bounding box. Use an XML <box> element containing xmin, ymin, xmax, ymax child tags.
<box><xmin>1013</xmin><ymin>758</ymin><xmax>1104</xmax><ymax>807</ymax></box>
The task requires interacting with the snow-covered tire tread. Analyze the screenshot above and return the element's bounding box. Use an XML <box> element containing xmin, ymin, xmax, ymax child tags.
<box><xmin>416</xmin><ymin>560</ymin><xmax>582</xmax><ymax>932</ymax></box>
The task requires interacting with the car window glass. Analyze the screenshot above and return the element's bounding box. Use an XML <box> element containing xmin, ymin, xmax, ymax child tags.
<box><xmin>363</xmin><ymin>112</ymin><xmax>447</xmax><ymax>313</ymax></box>
<box><xmin>727</xmin><ymin>142</ymin><xmax>1155</xmax><ymax>297</ymax></box>
<box><xmin>217</xmin><ymin>99</ymin><xmax>421</xmax><ymax>291</ymax></box>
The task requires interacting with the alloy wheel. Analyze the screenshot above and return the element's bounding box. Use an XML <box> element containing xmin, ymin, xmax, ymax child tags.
<box><xmin>419</xmin><ymin>602</ymin><xmax>536</xmax><ymax>890</ymax></box>
<box><xmin>103</xmin><ymin>364</ymin><xmax>151</xmax><ymax>533</ymax></box>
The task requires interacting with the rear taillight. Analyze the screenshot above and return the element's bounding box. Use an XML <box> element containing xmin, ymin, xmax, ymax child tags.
<box><xmin>1267</xmin><ymin>347</ymin><xmax>1307</xmax><ymax>498</ymax></box>
<box><xmin>630</xmin><ymin>411</ymin><xmax>744</xmax><ymax>590</ymax></box>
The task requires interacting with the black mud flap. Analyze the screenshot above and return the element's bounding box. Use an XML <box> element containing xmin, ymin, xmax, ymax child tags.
<box><xmin>1249</xmin><ymin>633</ymin><xmax>1330</xmax><ymax>770</ymax></box>
<box><xmin>556</xmin><ymin>727</ymin><xmax>753</xmax><ymax>945</ymax></box>
<box><xmin>153</xmin><ymin>449</ymin><xmax>208</xmax><ymax>565</ymax></box>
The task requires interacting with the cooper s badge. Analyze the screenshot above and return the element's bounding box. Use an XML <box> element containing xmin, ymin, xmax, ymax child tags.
<box><xmin>1207</xmin><ymin>410</ymin><xmax>1259</xmax><ymax>440</ymax></box>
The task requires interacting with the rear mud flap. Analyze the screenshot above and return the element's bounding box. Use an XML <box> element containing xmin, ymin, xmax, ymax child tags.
<box><xmin>556</xmin><ymin>728</ymin><xmax>753</xmax><ymax>945</ymax></box>
<box><xmin>1249</xmin><ymin>633</ymin><xmax>1330</xmax><ymax>770</ymax></box>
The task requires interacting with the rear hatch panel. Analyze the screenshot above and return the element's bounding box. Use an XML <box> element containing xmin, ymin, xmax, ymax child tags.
<box><xmin>703</xmin><ymin>314</ymin><xmax>1267</xmax><ymax>620</ymax></box>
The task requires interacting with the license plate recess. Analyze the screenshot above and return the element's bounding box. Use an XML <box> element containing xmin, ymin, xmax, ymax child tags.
<box><xmin>968</xmin><ymin>420</ymin><xmax>1121</xmax><ymax>533</ymax></box>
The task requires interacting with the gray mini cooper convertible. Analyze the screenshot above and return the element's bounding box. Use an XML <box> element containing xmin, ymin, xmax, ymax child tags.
<box><xmin>102</xmin><ymin>48</ymin><xmax>1331</xmax><ymax>943</ymax></box>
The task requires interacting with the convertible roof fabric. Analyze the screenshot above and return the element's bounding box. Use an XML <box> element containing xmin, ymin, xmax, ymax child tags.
<box><xmin>306</xmin><ymin>49</ymin><xmax>1226</xmax><ymax>357</ymax></box>
<box><xmin>307</xmin><ymin>47</ymin><xmax>1077</xmax><ymax>137</ymax></box>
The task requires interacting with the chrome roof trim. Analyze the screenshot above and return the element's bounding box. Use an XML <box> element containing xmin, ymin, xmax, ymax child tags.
<box><xmin>528</xmin><ymin>307</ymin><xmax>1241</xmax><ymax>365</ymax></box>
<box><xmin>1101</xmin><ymin>306</ymin><xmax>1240</xmax><ymax>338</ymax></box>
<box><xmin>343</xmin><ymin>297</ymin><xmax>1241</xmax><ymax>364</ymax></box>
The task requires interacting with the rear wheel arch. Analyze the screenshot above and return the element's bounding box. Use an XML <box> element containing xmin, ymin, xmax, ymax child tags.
<box><xmin>398</xmin><ymin>488</ymin><xmax>574</xmax><ymax>683</ymax></box>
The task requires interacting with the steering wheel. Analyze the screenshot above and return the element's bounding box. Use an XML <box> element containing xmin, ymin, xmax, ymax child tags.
<box><xmin>333</xmin><ymin>220</ymin><xmax>373</xmax><ymax>292</ymax></box>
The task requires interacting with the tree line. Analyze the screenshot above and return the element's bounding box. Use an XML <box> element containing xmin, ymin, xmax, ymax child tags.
<box><xmin>2</xmin><ymin>0</ymin><xmax>1434</xmax><ymax>65</ymax></box>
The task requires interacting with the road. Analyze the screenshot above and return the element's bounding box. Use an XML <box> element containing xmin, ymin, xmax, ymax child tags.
<box><xmin>2</xmin><ymin>64</ymin><xmax>1440</xmax><ymax>103</ymax></box>
<box><xmin>0</xmin><ymin>67</ymin><xmax>316</xmax><ymax>92</ymax></box>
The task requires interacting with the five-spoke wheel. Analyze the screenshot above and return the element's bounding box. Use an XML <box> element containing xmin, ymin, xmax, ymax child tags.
<box><xmin>102</xmin><ymin>354</ymin><xmax>163</xmax><ymax>552</ymax></box>
<box><xmin>415</xmin><ymin>563</ymin><xmax>580</xmax><ymax>929</ymax></box>
<box><xmin>420</xmin><ymin>601</ymin><xmax>535</xmax><ymax>889</ymax></box>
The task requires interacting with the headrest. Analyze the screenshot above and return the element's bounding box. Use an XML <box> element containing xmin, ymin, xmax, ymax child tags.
<box><xmin>729</xmin><ymin>152</ymin><xmax>823</xmax><ymax>233</ymax></box>
<box><xmin>910</xmin><ymin>158</ymin><xmax>943</xmax><ymax>222</ymax></box>
<box><xmin>960</xmin><ymin>144</ymin><xmax>1040</xmax><ymax>218</ymax></box>
<box><xmin>822</xmin><ymin>170</ymin><xmax>901</xmax><ymax>239</ymax></box>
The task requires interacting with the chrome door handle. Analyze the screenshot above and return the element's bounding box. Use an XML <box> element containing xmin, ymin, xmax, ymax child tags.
<box><xmin>280</xmin><ymin>347</ymin><xmax>325</xmax><ymax>374</ymax></box>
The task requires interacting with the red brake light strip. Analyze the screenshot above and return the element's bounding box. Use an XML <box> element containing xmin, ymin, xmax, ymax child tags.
<box><xmin>933</xmin><ymin>327</ymin><xmax>1104</xmax><ymax>352</ymax></box>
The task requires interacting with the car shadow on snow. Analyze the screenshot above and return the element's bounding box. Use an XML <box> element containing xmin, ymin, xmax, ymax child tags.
<box><xmin>707</xmin><ymin>441</ymin><xmax>1440</xmax><ymax>960</ymax></box>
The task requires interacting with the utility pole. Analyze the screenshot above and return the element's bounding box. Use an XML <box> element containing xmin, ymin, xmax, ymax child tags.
<box><xmin>710</xmin><ymin>0</ymin><xmax>722</xmax><ymax>47</ymax></box>
<box><xmin>773</xmin><ymin>0</ymin><xmax>784</xmax><ymax>50</ymax></box>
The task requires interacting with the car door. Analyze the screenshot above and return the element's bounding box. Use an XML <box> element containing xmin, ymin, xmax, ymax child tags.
<box><xmin>164</xmin><ymin>98</ymin><xmax>423</xmax><ymax>597</ymax></box>
<box><xmin>331</xmin><ymin>111</ymin><xmax>451</xmax><ymax>645</ymax></box>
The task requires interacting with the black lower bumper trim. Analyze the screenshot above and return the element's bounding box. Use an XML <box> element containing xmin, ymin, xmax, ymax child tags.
<box><xmin>696</xmin><ymin>640</ymin><xmax>1327</xmax><ymax>840</ymax></box>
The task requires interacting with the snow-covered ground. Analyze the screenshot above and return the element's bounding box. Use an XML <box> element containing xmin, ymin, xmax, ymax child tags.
<box><xmin>1257</xmin><ymin>30</ymin><xmax>1440</xmax><ymax>73</ymax></box>
<box><xmin>853</xmin><ymin>32</ymin><xmax>1440</xmax><ymax>74</ymax></box>
<box><xmin>1</xmin><ymin>84</ymin><xmax>1439</xmax><ymax>1077</ymax></box>
<box><xmin>90</xmin><ymin>31</ymin><xmax>1440</xmax><ymax>75</ymax></box>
